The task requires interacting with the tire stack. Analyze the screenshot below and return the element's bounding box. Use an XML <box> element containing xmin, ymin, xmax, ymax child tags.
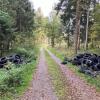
<box><xmin>71</xmin><ymin>53</ymin><xmax>100</xmax><ymax>77</ymax></box>
<box><xmin>61</xmin><ymin>53</ymin><xmax>100</xmax><ymax>77</ymax></box>
<box><xmin>0</xmin><ymin>54</ymin><xmax>24</xmax><ymax>69</ymax></box>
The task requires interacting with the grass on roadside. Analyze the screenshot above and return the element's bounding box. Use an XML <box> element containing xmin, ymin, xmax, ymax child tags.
<box><xmin>48</xmin><ymin>47</ymin><xmax>100</xmax><ymax>59</ymax></box>
<box><xmin>48</xmin><ymin>47</ymin><xmax>100</xmax><ymax>92</ymax></box>
<box><xmin>48</xmin><ymin>48</ymin><xmax>65</xmax><ymax>60</ymax></box>
<box><xmin>0</xmin><ymin>47</ymin><xmax>40</xmax><ymax>100</ymax></box>
<box><xmin>16</xmin><ymin>46</ymin><xmax>40</xmax><ymax>94</ymax></box>
<box><xmin>67</xmin><ymin>63</ymin><xmax>100</xmax><ymax>92</ymax></box>
<box><xmin>45</xmin><ymin>51</ymin><xmax>70</xmax><ymax>100</ymax></box>
<box><xmin>0</xmin><ymin>61</ymin><xmax>37</xmax><ymax>100</ymax></box>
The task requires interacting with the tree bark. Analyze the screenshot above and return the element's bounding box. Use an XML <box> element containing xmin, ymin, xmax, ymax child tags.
<box><xmin>77</xmin><ymin>32</ymin><xmax>81</xmax><ymax>50</ymax></box>
<box><xmin>74</xmin><ymin>0</ymin><xmax>81</xmax><ymax>54</ymax></box>
<box><xmin>85</xmin><ymin>8</ymin><xmax>89</xmax><ymax>50</ymax></box>
<box><xmin>51</xmin><ymin>37</ymin><xmax>55</xmax><ymax>47</ymax></box>
<box><xmin>67</xmin><ymin>33</ymin><xmax>70</xmax><ymax>48</ymax></box>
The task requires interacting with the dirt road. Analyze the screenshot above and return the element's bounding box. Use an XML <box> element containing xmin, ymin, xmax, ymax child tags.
<box><xmin>47</xmin><ymin>49</ymin><xmax>100</xmax><ymax>100</ymax></box>
<box><xmin>20</xmin><ymin>49</ymin><xmax>100</xmax><ymax>100</ymax></box>
<box><xmin>20</xmin><ymin>49</ymin><xmax>58</xmax><ymax>100</ymax></box>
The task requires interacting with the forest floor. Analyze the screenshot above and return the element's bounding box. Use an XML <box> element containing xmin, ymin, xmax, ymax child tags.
<box><xmin>19</xmin><ymin>48</ymin><xmax>100</xmax><ymax>100</ymax></box>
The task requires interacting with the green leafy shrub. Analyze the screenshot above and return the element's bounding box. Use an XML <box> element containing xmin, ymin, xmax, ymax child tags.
<box><xmin>0</xmin><ymin>67</ymin><xmax>23</xmax><ymax>94</ymax></box>
<box><xmin>0</xmin><ymin>84</ymin><xmax>9</xmax><ymax>94</ymax></box>
<box><xmin>4</xmin><ymin>70</ymin><xmax>22</xmax><ymax>87</ymax></box>
<box><xmin>15</xmin><ymin>47</ymin><xmax>37</xmax><ymax>62</ymax></box>
<box><xmin>0</xmin><ymin>46</ymin><xmax>39</xmax><ymax>99</ymax></box>
<box><xmin>0</xmin><ymin>61</ymin><xmax>36</xmax><ymax>95</ymax></box>
<box><xmin>15</xmin><ymin>47</ymin><xmax>29</xmax><ymax>57</ymax></box>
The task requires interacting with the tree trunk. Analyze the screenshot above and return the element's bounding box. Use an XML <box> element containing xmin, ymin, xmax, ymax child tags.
<box><xmin>67</xmin><ymin>33</ymin><xmax>70</xmax><ymax>48</ymax></box>
<box><xmin>74</xmin><ymin>0</ymin><xmax>81</xmax><ymax>54</ymax></box>
<box><xmin>0</xmin><ymin>43</ymin><xmax>4</xmax><ymax>57</ymax></box>
<box><xmin>6</xmin><ymin>41</ymin><xmax>10</xmax><ymax>51</ymax></box>
<box><xmin>51</xmin><ymin>37</ymin><xmax>55</xmax><ymax>47</ymax></box>
<box><xmin>77</xmin><ymin>32</ymin><xmax>81</xmax><ymax>50</ymax></box>
<box><xmin>85</xmin><ymin>8</ymin><xmax>89</xmax><ymax>50</ymax></box>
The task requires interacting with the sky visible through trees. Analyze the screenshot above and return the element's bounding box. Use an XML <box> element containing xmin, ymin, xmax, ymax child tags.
<box><xmin>29</xmin><ymin>0</ymin><xmax>59</xmax><ymax>16</ymax></box>
<box><xmin>0</xmin><ymin>0</ymin><xmax>100</xmax><ymax>100</ymax></box>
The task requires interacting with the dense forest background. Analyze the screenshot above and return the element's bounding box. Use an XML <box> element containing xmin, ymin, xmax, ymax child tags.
<box><xmin>55</xmin><ymin>0</ymin><xmax>100</xmax><ymax>54</ymax></box>
<box><xmin>0</xmin><ymin>0</ymin><xmax>35</xmax><ymax>56</ymax></box>
<box><xmin>0</xmin><ymin>0</ymin><xmax>100</xmax><ymax>56</ymax></box>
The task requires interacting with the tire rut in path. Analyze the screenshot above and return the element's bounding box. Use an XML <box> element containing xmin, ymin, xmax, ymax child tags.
<box><xmin>20</xmin><ymin>48</ymin><xmax>58</xmax><ymax>100</ymax></box>
<box><xmin>47</xmin><ymin>49</ymin><xmax>100</xmax><ymax>100</ymax></box>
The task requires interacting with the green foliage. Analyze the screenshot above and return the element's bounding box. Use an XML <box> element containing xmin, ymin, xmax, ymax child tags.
<box><xmin>55</xmin><ymin>0</ymin><xmax>100</xmax><ymax>51</ymax></box>
<box><xmin>15</xmin><ymin>47</ymin><xmax>37</xmax><ymax>63</ymax></box>
<box><xmin>0</xmin><ymin>66</ymin><xmax>22</xmax><ymax>94</ymax></box>
<box><xmin>0</xmin><ymin>10</ymin><xmax>12</xmax><ymax>26</ymax></box>
<box><xmin>0</xmin><ymin>46</ymin><xmax>39</xmax><ymax>99</ymax></box>
<box><xmin>91</xmin><ymin>4</ymin><xmax>100</xmax><ymax>36</ymax></box>
<box><xmin>34</xmin><ymin>8</ymin><xmax>48</xmax><ymax>44</ymax></box>
<box><xmin>0</xmin><ymin>10</ymin><xmax>14</xmax><ymax>56</ymax></box>
<box><xmin>89</xmin><ymin>4</ymin><xmax>100</xmax><ymax>47</ymax></box>
<box><xmin>0</xmin><ymin>0</ymin><xmax>35</xmax><ymax>56</ymax></box>
<box><xmin>15</xmin><ymin>47</ymin><xmax>29</xmax><ymax>57</ymax></box>
<box><xmin>94</xmin><ymin>4</ymin><xmax>100</xmax><ymax>23</ymax></box>
<box><xmin>0</xmin><ymin>62</ymin><xmax>36</xmax><ymax>98</ymax></box>
<box><xmin>0</xmin><ymin>10</ymin><xmax>13</xmax><ymax>39</ymax></box>
<box><xmin>46</xmin><ymin>11</ymin><xmax>62</xmax><ymax>47</ymax></box>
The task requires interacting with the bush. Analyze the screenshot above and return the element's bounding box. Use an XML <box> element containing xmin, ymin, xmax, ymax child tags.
<box><xmin>4</xmin><ymin>69</ymin><xmax>22</xmax><ymax>87</ymax></box>
<box><xmin>0</xmin><ymin>64</ymin><xmax>24</xmax><ymax>86</ymax></box>
<box><xmin>15</xmin><ymin>47</ymin><xmax>29</xmax><ymax>57</ymax></box>
<box><xmin>0</xmin><ymin>84</ymin><xmax>9</xmax><ymax>94</ymax></box>
<box><xmin>0</xmin><ymin>67</ymin><xmax>23</xmax><ymax>95</ymax></box>
<box><xmin>15</xmin><ymin>47</ymin><xmax>37</xmax><ymax>62</ymax></box>
<box><xmin>0</xmin><ymin>60</ymin><xmax>36</xmax><ymax>96</ymax></box>
<box><xmin>0</xmin><ymin>46</ymin><xmax>39</xmax><ymax>99</ymax></box>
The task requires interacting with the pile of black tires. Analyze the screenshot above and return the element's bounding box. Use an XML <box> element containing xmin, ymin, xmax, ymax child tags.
<box><xmin>0</xmin><ymin>54</ymin><xmax>25</xmax><ymax>69</ymax></box>
<box><xmin>62</xmin><ymin>53</ymin><xmax>100</xmax><ymax>77</ymax></box>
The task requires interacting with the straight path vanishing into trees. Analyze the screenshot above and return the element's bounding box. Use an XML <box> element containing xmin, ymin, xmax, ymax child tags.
<box><xmin>20</xmin><ymin>48</ymin><xmax>100</xmax><ymax>100</ymax></box>
<box><xmin>20</xmin><ymin>48</ymin><xmax>58</xmax><ymax>100</ymax></box>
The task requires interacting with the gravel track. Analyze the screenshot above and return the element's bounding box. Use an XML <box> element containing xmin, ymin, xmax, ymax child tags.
<box><xmin>20</xmin><ymin>49</ymin><xmax>58</xmax><ymax>100</ymax></box>
<box><xmin>47</xmin><ymin>49</ymin><xmax>100</xmax><ymax>100</ymax></box>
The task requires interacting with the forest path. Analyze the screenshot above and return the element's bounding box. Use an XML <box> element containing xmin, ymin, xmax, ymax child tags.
<box><xmin>47</xmin><ymin>49</ymin><xmax>100</xmax><ymax>100</ymax></box>
<box><xmin>20</xmin><ymin>48</ymin><xmax>58</xmax><ymax>100</ymax></box>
